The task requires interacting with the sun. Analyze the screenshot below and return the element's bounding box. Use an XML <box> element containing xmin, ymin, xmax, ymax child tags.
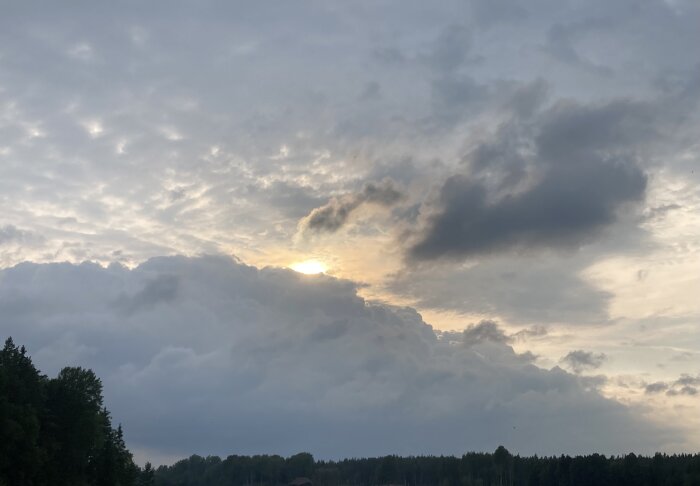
<box><xmin>290</xmin><ymin>259</ymin><xmax>327</xmax><ymax>275</ymax></box>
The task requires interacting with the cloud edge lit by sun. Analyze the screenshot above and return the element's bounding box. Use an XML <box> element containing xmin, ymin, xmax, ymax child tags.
<box><xmin>290</xmin><ymin>259</ymin><xmax>327</xmax><ymax>275</ymax></box>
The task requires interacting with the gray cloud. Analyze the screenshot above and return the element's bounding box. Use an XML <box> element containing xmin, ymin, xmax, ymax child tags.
<box><xmin>245</xmin><ymin>181</ymin><xmax>327</xmax><ymax>219</ymax></box>
<box><xmin>425</xmin><ymin>24</ymin><xmax>474</xmax><ymax>73</ymax></box>
<box><xmin>470</xmin><ymin>0</ymin><xmax>527</xmax><ymax>25</ymax></box>
<box><xmin>644</xmin><ymin>204</ymin><xmax>682</xmax><ymax>221</ymax></box>
<box><xmin>115</xmin><ymin>274</ymin><xmax>179</xmax><ymax>315</ymax></box>
<box><xmin>299</xmin><ymin>180</ymin><xmax>403</xmax><ymax>235</ymax></box>
<box><xmin>647</xmin><ymin>374</ymin><xmax>700</xmax><ymax>397</ymax></box>
<box><xmin>545</xmin><ymin>18</ymin><xmax>615</xmax><ymax>76</ymax></box>
<box><xmin>645</xmin><ymin>382</ymin><xmax>669</xmax><ymax>394</ymax></box>
<box><xmin>387</xmin><ymin>253</ymin><xmax>612</xmax><ymax>325</ymax></box>
<box><xmin>0</xmin><ymin>256</ymin><xmax>680</xmax><ymax>460</ymax></box>
<box><xmin>435</xmin><ymin>322</ymin><xmax>541</xmax><ymax>350</ymax></box>
<box><xmin>0</xmin><ymin>225</ymin><xmax>43</xmax><ymax>245</ymax></box>
<box><xmin>408</xmin><ymin>99</ymin><xmax>653</xmax><ymax>262</ymax></box>
<box><xmin>462</xmin><ymin>320</ymin><xmax>510</xmax><ymax>346</ymax></box>
<box><xmin>512</xmin><ymin>325</ymin><xmax>548</xmax><ymax>341</ymax></box>
<box><xmin>560</xmin><ymin>350</ymin><xmax>608</xmax><ymax>374</ymax></box>
<box><xmin>667</xmin><ymin>386</ymin><xmax>698</xmax><ymax>397</ymax></box>
<box><xmin>0</xmin><ymin>0</ymin><xmax>696</xmax><ymax>270</ymax></box>
<box><xmin>673</xmin><ymin>374</ymin><xmax>700</xmax><ymax>387</ymax></box>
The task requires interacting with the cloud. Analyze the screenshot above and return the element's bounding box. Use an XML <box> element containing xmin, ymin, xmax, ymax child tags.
<box><xmin>0</xmin><ymin>2</ymin><xmax>699</xmax><ymax>459</ymax></box>
<box><xmin>0</xmin><ymin>0</ymin><xmax>697</xmax><ymax>272</ymax></box>
<box><xmin>665</xmin><ymin>374</ymin><xmax>700</xmax><ymax>397</ymax></box>
<box><xmin>666</xmin><ymin>386</ymin><xmax>698</xmax><ymax>397</ymax></box>
<box><xmin>298</xmin><ymin>180</ymin><xmax>403</xmax><ymax>236</ymax></box>
<box><xmin>407</xmin><ymin>99</ymin><xmax>653</xmax><ymax>262</ymax></box>
<box><xmin>245</xmin><ymin>181</ymin><xmax>326</xmax><ymax>219</ymax></box>
<box><xmin>387</xmin><ymin>254</ymin><xmax>612</xmax><ymax>325</ymax></box>
<box><xmin>469</xmin><ymin>0</ymin><xmax>527</xmax><ymax>25</ymax></box>
<box><xmin>545</xmin><ymin>18</ymin><xmax>615</xmax><ymax>76</ymax></box>
<box><xmin>645</xmin><ymin>382</ymin><xmax>669</xmax><ymax>394</ymax></box>
<box><xmin>0</xmin><ymin>225</ymin><xmax>43</xmax><ymax>245</ymax></box>
<box><xmin>512</xmin><ymin>325</ymin><xmax>548</xmax><ymax>341</ymax></box>
<box><xmin>643</xmin><ymin>374</ymin><xmax>700</xmax><ymax>397</ymax></box>
<box><xmin>115</xmin><ymin>274</ymin><xmax>179</xmax><ymax>315</ymax></box>
<box><xmin>425</xmin><ymin>24</ymin><xmax>473</xmax><ymax>73</ymax></box>
<box><xmin>673</xmin><ymin>374</ymin><xmax>700</xmax><ymax>387</ymax></box>
<box><xmin>0</xmin><ymin>255</ymin><xmax>680</xmax><ymax>460</ymax></box>
<box><xmin>462</xmin><ymin>320</ymin><xmax>510</xmax><ymax>345</ymax></box>
<box><xmin>560</xmin><ymin>350</ymin><xmax>608</xmax><ymax>374</ymax></box>
<box><xmin>644</xmin><ymin>204</ymin><xmax>682</xmax><ymax>220</ymax></box>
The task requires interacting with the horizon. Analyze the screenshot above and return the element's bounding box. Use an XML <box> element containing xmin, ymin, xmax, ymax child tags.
<box><xmin>1</xmin><ymin>0</ymin><xmax>699</xmax><ymax>469</ymax></box>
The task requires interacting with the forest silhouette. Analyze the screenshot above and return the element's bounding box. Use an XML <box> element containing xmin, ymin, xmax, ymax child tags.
<box><xmin>2</xmin><ymin>338</ymin><xmax>699</xmax><ymax>486</ymax></box>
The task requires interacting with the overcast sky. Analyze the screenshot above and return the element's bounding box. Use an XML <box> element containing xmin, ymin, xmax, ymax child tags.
<box><xmin>1</xmin><ymin>0</ymin><xmax>699</xmax><ymax>465</ymax></box>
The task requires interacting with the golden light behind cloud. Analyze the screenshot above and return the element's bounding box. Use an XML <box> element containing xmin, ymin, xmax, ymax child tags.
<box><xmin>290</xmin><ymin>259</ymin><xmax>327</xmax><ymax>275</ymax></box>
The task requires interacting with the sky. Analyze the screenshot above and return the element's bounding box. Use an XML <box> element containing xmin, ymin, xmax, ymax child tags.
<box><xmin>1</xmin><ymin>0</ymin><xmax>699</xmax><ymax>465</ymax></box>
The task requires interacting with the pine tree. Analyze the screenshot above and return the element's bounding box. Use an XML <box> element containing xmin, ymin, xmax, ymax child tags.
<box><xmin>0</xmin><ymin>337</ymin><xmax>45</xmax><ymax>486</ymax></box>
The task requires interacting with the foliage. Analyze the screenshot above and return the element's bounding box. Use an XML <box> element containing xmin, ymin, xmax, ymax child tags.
<box><xmin>154</xmin><ymin>450</ymin><xmax>700</xmax><ymax>486</ymax></box>
<box><xmin>0</xmin><ymin>337</ymin><xmax>147</xmax><ymax>486</ymax></box>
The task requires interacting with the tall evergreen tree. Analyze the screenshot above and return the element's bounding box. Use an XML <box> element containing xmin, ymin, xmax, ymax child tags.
<box><xmin>0</xmin><ymin>337</ymin><xmax>141</xmax><ymax>486</ymax></box>
<box><xmin>0</xmin><ymin>337</ymin><xmax>45</xmax><ymax>486</ymax></box>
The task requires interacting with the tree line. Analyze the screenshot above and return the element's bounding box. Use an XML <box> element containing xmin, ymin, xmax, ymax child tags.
<box><xmin>154</xmin><ymin>448</ymin><xmax>700</xmax><ymax>486</ymax></box>
<box><xmin>0</xmin><ymin>337</ymin><xmax>155</xmax><ymax>486</ymax></box>
<box><xmin>2</xmin><ymin>337</ymin><xmax>699</xmax><ymax>486</ymax></box>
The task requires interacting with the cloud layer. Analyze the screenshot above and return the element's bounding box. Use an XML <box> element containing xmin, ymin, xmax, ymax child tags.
<box><xmin>0</xmin><ymin>256</ymin><xmax>682</xmax><ymax>460</ymax></box>
<box><xmin>408</xmin><ymin>99</ymin><xmax>656</xmax><ymax>262</ymax></box>
<box><xmin>1</xmin><ymin>0</ymin><xmax>699</xmax><ymax>463</ymax></box>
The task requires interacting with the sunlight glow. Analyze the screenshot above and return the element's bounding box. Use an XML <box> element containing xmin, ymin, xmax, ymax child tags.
<box><xmin>290</xmin><ymin>259</ymin><xmax>327</xmax><ymax>275</ymax></box>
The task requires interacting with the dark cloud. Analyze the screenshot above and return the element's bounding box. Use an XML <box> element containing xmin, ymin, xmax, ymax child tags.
<box><xmin>674</xmin><ymin>374</ymin><xmax>700</xmax><ymax>387</ymax></box>
<box><xmin>504</xmin><ymin>79</ymin><xmax>550</xmax><ymax>119</ymax></box>
<box><xmin>640</xmin><ymin>366</ymin><xmax>700</xmax><ymax>398</ymax></box>
<box><xmin>535</xmin><ymin>100</ymin><xmax>656</xmax><ymax>160</ymax></box>
<box><xmin>299</xmin><ymin>180</ymin><xmax>403</xmax><ymax>235</ymax></box>
<box><xmin>667</xmin><ymin>386</ymin><xmax>698</xmax><ymax>397</ymax></box>
<box><xmin>115</xmin><ymin>274</ymin><xmax>179</xmax><ymax>315</ymax></box>
<box><xmin>561</xmin><ymin>350</ymin><xmax>607</xmax><ymax>374</ymax></box>
<box><xmin>512</xmin><ymin>325</ymin><xmax>548</xmax><ymax>341</ymax></box>
<box><xmin>644</xmin><ymin>382</ymin><xmax>669</xmax><ymax>394</ymax></box>
<box><xmin>0</xmin><ymin>256</ymin><xmax>679</xmax><ymax>460</ymax></box>
<box><xmin>437</xmin><ymin>322</ymin><xmax>544</xmax><ymax>348</ymax></box>
<box><xmin>408</xmin><ymin>99</ymin><xmax>651</xmax><ymax>262</ymax></box>
<box><xmin>462</xmin><ymin>320</ymin><xmax>510</xmax><ymax>346</ymax></box>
